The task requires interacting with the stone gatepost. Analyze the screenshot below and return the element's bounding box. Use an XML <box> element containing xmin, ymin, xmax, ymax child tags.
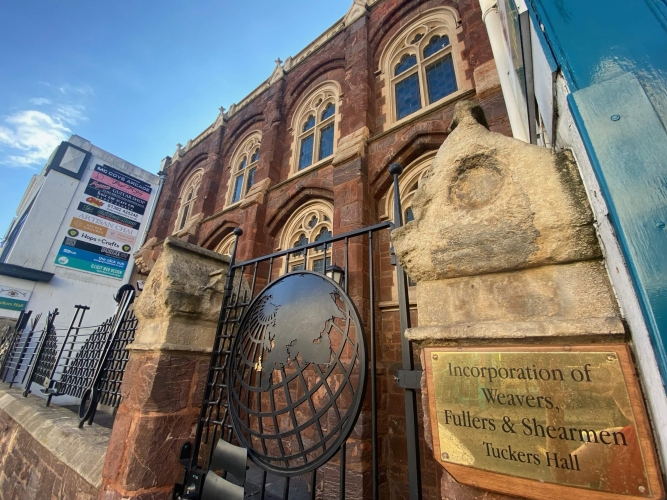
<box><xmin>392</xmin><ymin>101</ymin><xmax>628</xmax><ymax>500</ymax></box>
<box><xmin>99</xmin><ymin>237</ymin><xmax>230</xmax><ymax>500</ymax></box>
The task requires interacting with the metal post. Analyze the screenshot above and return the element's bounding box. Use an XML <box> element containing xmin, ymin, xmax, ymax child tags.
<box><xmin>390</xmin><ymin>163</ymin><xmax>422</xmax><ymax>500</ymax></box>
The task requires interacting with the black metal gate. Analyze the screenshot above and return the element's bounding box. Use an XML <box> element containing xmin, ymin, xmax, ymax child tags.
<box><xmin>177</xmin><ymin>165</ymin><xmax>422</xmax><ymax>500</ymax></box>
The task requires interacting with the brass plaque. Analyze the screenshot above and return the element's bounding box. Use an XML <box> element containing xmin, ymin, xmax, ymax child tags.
<box><xmin>427</xmin><ymin>349</ymin><xmax>652</xmax><ymax>497</ymax></box>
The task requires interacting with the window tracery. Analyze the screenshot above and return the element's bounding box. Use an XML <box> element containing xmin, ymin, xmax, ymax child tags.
<box><xmin>215</xmin><ymin>233</ymin><xmax>236</xmax><ymax>257</ymax></box>
<box><xmin>279</xmin><ymin>201</ymin><xmax>334</xmax><ymax>273</ymax></box>
<box><xmin>380</xmin><ymin>8</ymin><xmax>465</xmax><ymax>123</ymax></box>
<box><xmin>291</xmin><ymin>83</ymin><xmax>341</xmax><ymax>174</ymax></box>
<box><xmin>175</xmin><ymin>169</ymin><xmax>203</xmax><ymax>232</ymax></box>
<box><xmin>227</xmin><ymin>132</ymin><xmax>261</xmax><ymax>206</ymax></box>
<box><xmin>384</xmin><ymin>151</ymin><xmax>436</xmax><ymax>293</ymax></box>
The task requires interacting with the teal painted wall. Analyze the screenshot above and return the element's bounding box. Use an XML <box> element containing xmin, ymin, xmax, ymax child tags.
<box><xmin>529</xmin><ymin>0</ymin><xmax>667</xmax><ymax>385</ymax></box>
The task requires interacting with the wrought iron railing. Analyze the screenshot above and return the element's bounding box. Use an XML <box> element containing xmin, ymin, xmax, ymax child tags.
<box><xmin>1</xmin><ymin>285</ymin><xmax>138</xmax><ymax>427</ymax></box>
<box><xmin>176</xmin><ymin>164</ymin><xmax>423</xmax><ymax>500</ymax></box>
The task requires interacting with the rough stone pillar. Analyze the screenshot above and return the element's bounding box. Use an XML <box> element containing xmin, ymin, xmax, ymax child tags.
<box><xmin>392</xmin><ymin>101</ymin><xmax>625</xmax><ymax>500</ymax></box>
<box><xmin>99</xmin><ymin>237</ymin><xmax>230</xmax><ymax>500</ymax></box>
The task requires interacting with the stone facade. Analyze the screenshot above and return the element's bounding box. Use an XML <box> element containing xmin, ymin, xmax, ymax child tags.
<box><xmin>134</xmin><ymin>1</ymin><xmax>510</xmax><ymax>499</ymax></box>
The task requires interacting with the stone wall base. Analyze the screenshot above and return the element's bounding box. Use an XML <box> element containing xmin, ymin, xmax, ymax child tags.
<box><xmin>0</xmin><ymin>388</ymin><xmax>110</xmax><ymax>500</ymax></box>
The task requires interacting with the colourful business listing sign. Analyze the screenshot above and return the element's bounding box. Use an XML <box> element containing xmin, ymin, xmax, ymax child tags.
<box><xmin>0</xmin><ymin>286</ymin><xmax>32</xmax><ymax>312</ymax></box>
<box><xmin>55</xmin><ymin>164</ymin><xmax>153</xmax><ymax>279</ymax></box>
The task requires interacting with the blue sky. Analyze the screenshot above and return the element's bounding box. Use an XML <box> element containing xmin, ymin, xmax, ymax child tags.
<box><xmin>0</xmin><ymin>0</ymin><xmax>351</xmax><ymax>237</ymax></box>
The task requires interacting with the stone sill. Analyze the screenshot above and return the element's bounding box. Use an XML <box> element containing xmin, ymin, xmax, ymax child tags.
<box><xmin>0</xmin><ymin>387</ymin><xmax>110</xmax><ymax>489</ymax></box>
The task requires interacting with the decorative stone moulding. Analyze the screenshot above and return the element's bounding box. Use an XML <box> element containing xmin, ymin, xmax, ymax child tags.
<box><xmin>133</xmin><ymin>236</ymin><xmax>159</xmax><ymax>275</ymax></box>
<box><xmin>174</xmin><ymin>212</ymin><xmax>204</xmax><ymax>239</ymax></box>
<box><xmin>332</xmin><ymin>127</ymin><xmax>370</xmax><ymax>166</ymax></box>
<box><xmin>240</xmin><ymin>177</ymin><xmax>271</xmax><ymax>208</ymax></box>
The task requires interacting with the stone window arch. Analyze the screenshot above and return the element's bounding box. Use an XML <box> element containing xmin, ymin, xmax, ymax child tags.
<box><xmin>383</xmin><ymin>151</ymin><xmax>436</xmax><ymax>297</ymax></box>
<box><xmin>227</xmin><ymin>131</ymin><xmax>262</xmax><ymax>206</ymax></box>
<box><xmin>279</xmin><ymin>200</ymin><xmax>334</xmax><ymax>273</ymax></box>
<box><xmin>290</xmin><ymin>82</ymin><xmax>341</xmax><ymax>175</ymax></box>
<box><xmin>379</xmin><ymin>8</ymin><xmax>467</xmax><ymax>124</ymax></box>
<box><xmin>384</xmin><ymin>151</ymin><xmax>436</xmax><ymax>223</ymax></box>
<box><xmin>175</xmin><ymin>169</ymin><xmax>203</xmax><ymax>233</ymax></box>
<box><xmin>215</xmin><ymin>233</ymin><xmax>236</xmax><ymax>257</ymax></box>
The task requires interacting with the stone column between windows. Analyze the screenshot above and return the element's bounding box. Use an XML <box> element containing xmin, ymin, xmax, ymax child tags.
<box><xmin>238</xmin><ymin>79</ymin><xmax>287</xmax><ymax>262</ymax></box>
<box><xmin>98</xmin><ymin>238</ymin><xmax>230</xmax><ymax>500</ymax></box>
<box><xmin>314</xmin><ymin>11</ymin><xmax>377</xmax><ymax>499</ymax></box>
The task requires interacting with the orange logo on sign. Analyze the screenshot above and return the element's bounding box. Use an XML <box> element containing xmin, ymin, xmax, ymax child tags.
<box><xmin>70</xmin><ymin>217</ymin><xmax>108</xmax><ymax>237</ymax></box>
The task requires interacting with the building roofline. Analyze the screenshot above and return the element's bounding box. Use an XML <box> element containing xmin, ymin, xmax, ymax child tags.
<box><xmin>170</xmin><ymin>0</ymin><xmax>384</xmax><ymax>161</ymax></box>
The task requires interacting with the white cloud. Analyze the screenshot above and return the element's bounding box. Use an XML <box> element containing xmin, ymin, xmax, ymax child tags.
<box><xmin>0</xmin><ymin>105</ymin><xmax>88</xmax><ymax>168</ymax></box>
<box><xmin>28</xmin><ymin>98</ymin><xmax>51</xmax><ymax>106</ymax></box>
<box><xmin>58</xmin><ymin>83</ymin><xmax>95</xmax><ymax>96</ymax></box>
<box><xmin>0</xmin><ymin>83</ymin><xmax>92</xmax><ymax>168</ymax></box>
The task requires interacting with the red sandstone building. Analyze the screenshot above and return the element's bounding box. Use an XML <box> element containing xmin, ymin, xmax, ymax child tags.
<box><xmin>134</xmin><ymin>1</ymin><xmax>510</xmax><ymax>498</ymax></box>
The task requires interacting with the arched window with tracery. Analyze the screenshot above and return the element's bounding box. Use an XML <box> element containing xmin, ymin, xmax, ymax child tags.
<box><xmin>380</xmin><ymin>8</ymin><xmax>466</xmax><ymax>123</ymax></box>
<box><xmin>227</xmin><ymin>132</ymin><xmax>261</xmax><ymax>206</ymax></box>
<box><xmin>279</xmin><ymin>201</ymin><xmax>334</xmax><ymax>273</ymax></box>
<box><xmin>384</xmin><ymin>152</ymin><xmax>436</xmax><ymax>292</ymax></box>
<box><xmin>291</xmin><ymin>83</ymin><xmax>341</xmax><ymax>174</ymax></box>
<box><xmin>175</xmin><ymin>169</ymin><xmax>203</xmax><ymax>232</ymax></box>
<box><xmin>215</xmin><ymin>233</ymin><xmax>236</xmax><ymax>257</ymax></box>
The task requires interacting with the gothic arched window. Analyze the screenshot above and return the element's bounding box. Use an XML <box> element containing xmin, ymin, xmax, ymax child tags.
<box><xmin>380</xmin><ymin>8</ymin><xmax>466</xmax><ymax>123</ymax></box>
<box><xmin>176</xmin><ymin>170</ymin><xmax>203</xmax><ymax>232</ymax></box>
<box><xmin>291</xmin><ymin>83</ymin><xmax>341</xmax><ymax>174</ymax></box>
<box><xmin>384</xmin><ymin>152</ymin><xmax>436</xmax><ymax>292</ymax></box>
<box><xmin>228</xmin><ymin>132</ymin><xmax>261</xmax><ymax>206</ymax></box>
<box><xmin>279</xmin><ymin>201</ymin><xmax>334</xmax><ymax>273</ymax></box>
<box><xmin>215</xmin><ymin>233</ymin><xmax>236</xmax><ymax>257</ymax></box>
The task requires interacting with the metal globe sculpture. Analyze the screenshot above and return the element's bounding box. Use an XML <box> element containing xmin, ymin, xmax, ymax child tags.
<box><xmin>228</xmin><ymin>272</ymin><xmax>367</xmax><ymax>475</ymax></box>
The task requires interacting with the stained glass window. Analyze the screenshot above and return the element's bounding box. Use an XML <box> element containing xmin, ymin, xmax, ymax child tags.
<box><xmin>246</xmin><ymin>168</ymin><xmax>256</xmax><ymax>191</ymax></box>
<box><xmin>251</xmin><ymin>149</ymin><xmax>259</xmax><ymax>163</ymax></box>
<box><xmin>232</xmin><ymin>175</ymin><xmax>244</xmax><ymax>203</ymax></box>
<box><xmin>318</xmin><ymin>123</ymin><xmax>335</xmax><ymax>160</ymax></box>
<box><xmin>312</xmin><ymin>257</ymin><xmax>331</xmax><ymax>275</ymax></box>
<box><xmin>423</xmin><ymin>35</ymin><xmax>450</xmax><ymax>59</ymax></box>
<box><xmin>395</xmin><ymin>73</ymin><xmax>421</xmax><ymax>119</ymax></box>
<box><xmin>303</xmin><ymin>115</ymin><xmax>316</xmax><ymax>132</ymax></box>
<box><xmin>314</xmin><ymin>227</ymin><xmax>332</xmax><ymax>251</ymax></box>
<box><xmin>308</xmin><ymin>216</ymin><xmax>318</xmax><ymax>228</ymax></box>
<box><xmin>299</xmin><ymin>134</ymin><xmax>315</xmax><ymax>170</ymax></box>
<box><xmin>395</xmin><ymin>54</ymin><xmax>417</xmax><ymax>76</ymax></box>
<box><xmin>426</xmin><ymin>53</ymin><xmax>457</xmax><ymax>104</ymax></box>
<box><xmin>321</xmin><ymin>103</ymin><xmax>335</xmax><ymax>121</ymax></box>
<box><xmin>410</xmin><ymin>33</ymin><xmax>424</xmax><ymax>44</ymax></box>
<box><xmin>292</xmin><ymin>234</ymin><xmax>308</xmax><ymax>257</ymax></box>
<box><xmin>179</xmin><ymin>206</ymin><xmax>189</xmax><ymax>230</ymax></box>
<box><xmin>238</xmin><ymin>158</ymin><xmax>247</xmax><ymax>171</ymax></box>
